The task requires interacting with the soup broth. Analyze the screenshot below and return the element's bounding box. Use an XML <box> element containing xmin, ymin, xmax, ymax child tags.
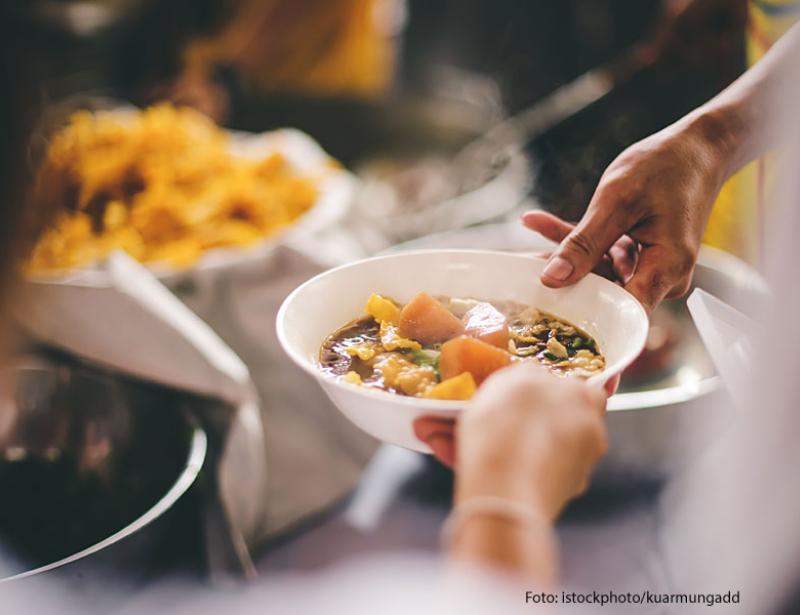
<box><xmin>319</xmin><ymin>293</ymin><xmax>604</xmax><ymax>401</ymax></box>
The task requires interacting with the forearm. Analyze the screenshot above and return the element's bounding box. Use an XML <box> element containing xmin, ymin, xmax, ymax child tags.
<box><xmin>679</xmin><ymin>21</ymin><xmax>800</xmax><ymax>180</ymax></box>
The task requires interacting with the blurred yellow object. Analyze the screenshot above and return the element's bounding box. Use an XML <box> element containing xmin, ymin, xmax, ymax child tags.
<box><xmin>364</xmin><ymin>293</ymin><xmax>401</xmax><ymax>325</ymax></box>
<box><xmin>425</xmin><ymin>372</ymin><xmax>477</xmax><ymax>401</ymax></box>
<box><xmin>343</xmin><ymin>371</ymin><xmax>363</xmax><ymax>385</ymax></box>
<box><xmin>184</xmin><ymin>0</ymin><xmax>398</xmax><ymax>99</ymax></box>
<box><xmin>704</xmin><ymin>0</ymin><xmax>800</xmax><ymax>263</ymax></box>
<box><xmin>28</xmin><ymin>104</ymin><xmax>319</xmax><ymax>273</ymax></box>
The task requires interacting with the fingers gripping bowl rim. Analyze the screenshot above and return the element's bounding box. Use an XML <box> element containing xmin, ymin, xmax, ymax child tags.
<box><xmin>276</xmin><ymin>249</ymin><xmax>649</xmax><ymax>452</ymax></box>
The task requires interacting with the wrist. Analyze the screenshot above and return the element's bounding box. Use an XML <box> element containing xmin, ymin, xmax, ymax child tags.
<box><xmin>443</xmin><ymin>495</ymin><xmax>552</xmax><ymax>545</ymax></box>
<box><xmin>455</xmin><ymin>459</ymin><xmax>555</xmax><ymax>522</ymax></box>
<box><xmin>445</xmin><ymin>502</ymin><xmax>559</xmax><ymax>584</ymax></box>
<box><xmin>680</xmin><ymin>103</ymin><xmax>747</xmax><ymax>184</ymax></box>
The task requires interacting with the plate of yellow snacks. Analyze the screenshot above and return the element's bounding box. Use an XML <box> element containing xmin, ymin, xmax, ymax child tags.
<box><xmin>277</xmin><ymin>250</ymin><xmax>648</xmax><ymax>451</ymax></box>
<box><xmin>27</xmin><ymin>104</ymin><xmax>354</xmax><ymax>280</ymax></box>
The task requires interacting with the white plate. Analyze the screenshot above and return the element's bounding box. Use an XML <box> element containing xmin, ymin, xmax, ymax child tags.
<box><xmin>277</xmin><ymin>249</ymin><xmax>648</xmax><ymax>452</ymax></box>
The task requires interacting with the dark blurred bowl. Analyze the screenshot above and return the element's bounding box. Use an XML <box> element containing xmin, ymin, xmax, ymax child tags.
<box><xmin>0</xmin><ymin>354</ymin><xmax>207</xmax><ymax>585</ymax></box>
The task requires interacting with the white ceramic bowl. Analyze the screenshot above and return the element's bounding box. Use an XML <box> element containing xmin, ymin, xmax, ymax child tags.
<box><xmin>276</xmin><ymin>249</ymin><xmax>648</xmax><ymax>452</ymax></box>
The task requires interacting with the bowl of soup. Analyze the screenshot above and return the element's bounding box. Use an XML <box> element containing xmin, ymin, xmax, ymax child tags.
<box><xmin>276</xmin><ymin>250</ymin><xmax>648</xmax><ymax>451</ymax></box>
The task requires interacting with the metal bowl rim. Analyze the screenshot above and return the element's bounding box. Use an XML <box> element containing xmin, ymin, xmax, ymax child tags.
<box><xmin>608</xmin><ymin>244</ymin><xmax>765</xmax><ymax>412</ymax></box>
<box><xmin>0</xmin><ymin>418</ymin><xmax>207</xmax><ymax>582</ymax></box>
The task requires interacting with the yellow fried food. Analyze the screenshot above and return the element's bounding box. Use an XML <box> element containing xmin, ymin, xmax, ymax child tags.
<box><xmin>364</xmin><ymin>293</ymin><xmax>400</xmax><ymax>325</ymax></box>
<box><xmin>28</xmin><ymin>104</ymin><xmax>320</xmax><ymax>273</ymax></box>
<box><xmin>372</xmin><ymin>354</ymin><xmax>436</xmax><ymax>397</ymax></box>
<box><xmin>379</xmin><ymin>321</ymin><xmax>422</xmax><ymax>352</ymax></box>
<box><xmin>343</xmin><ymin>371</ymin><xmax>363</xmax><ymax>385</ymax></box>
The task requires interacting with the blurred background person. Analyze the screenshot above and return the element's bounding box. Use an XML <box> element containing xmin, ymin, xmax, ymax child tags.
<box><xmin>163</xmin><ymin>0</ymin><xmax>404</xmax><ymax>121</ymax></box>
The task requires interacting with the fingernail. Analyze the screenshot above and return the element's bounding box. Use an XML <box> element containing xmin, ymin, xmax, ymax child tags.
<box><xmin>543</xmin><ymin>255</ymin><xmax>574</xmax><ymax>281</ymax></box>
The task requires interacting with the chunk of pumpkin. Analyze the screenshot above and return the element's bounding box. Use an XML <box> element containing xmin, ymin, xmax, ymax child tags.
<box><xmin>364</xmin><ymin>293</ymin><xmax>400</xmax><ymax>325</ymax></box>
<box><xmin>439</xmin><ymin>336</ymin><xmax>512</xmax><ymax>385</ymax></box>
<box><xmin>398</xmin><ymin>292</ymin><xmax>465</xmax><ymax>345</ymax></box>
<box><xmin>425</xmin><ymin>372</ymin><xmax>477</xmax><ymax>401</ymax></box>
<box><xmin>463</xmin><ymin>302</ymin><xmax>509</xmax><ymax>348</ymax></box>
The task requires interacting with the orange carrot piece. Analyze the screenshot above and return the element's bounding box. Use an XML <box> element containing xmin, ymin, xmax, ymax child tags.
<box><xmin>439</xmin><ymin>336</ymin><xmax>512</xmax><ymax>385</ymax></box>
<box><xmin>398</xmin><ymin>292</ymin><xmax>465</xmax><ymax>345</ymax></box>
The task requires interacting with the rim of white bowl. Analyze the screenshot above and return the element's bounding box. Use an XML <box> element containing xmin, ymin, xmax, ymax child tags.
<box><xmin>276</xmin><ymin>249</ymin><xmax>649</xmax><ymax>412</ymax></box>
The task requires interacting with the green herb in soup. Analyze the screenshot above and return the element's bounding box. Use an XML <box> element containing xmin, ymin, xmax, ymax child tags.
<box><xmin>318</xmin><ymin>292</ymin><xmax>605</xmax><ymax>400</ymax></box>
